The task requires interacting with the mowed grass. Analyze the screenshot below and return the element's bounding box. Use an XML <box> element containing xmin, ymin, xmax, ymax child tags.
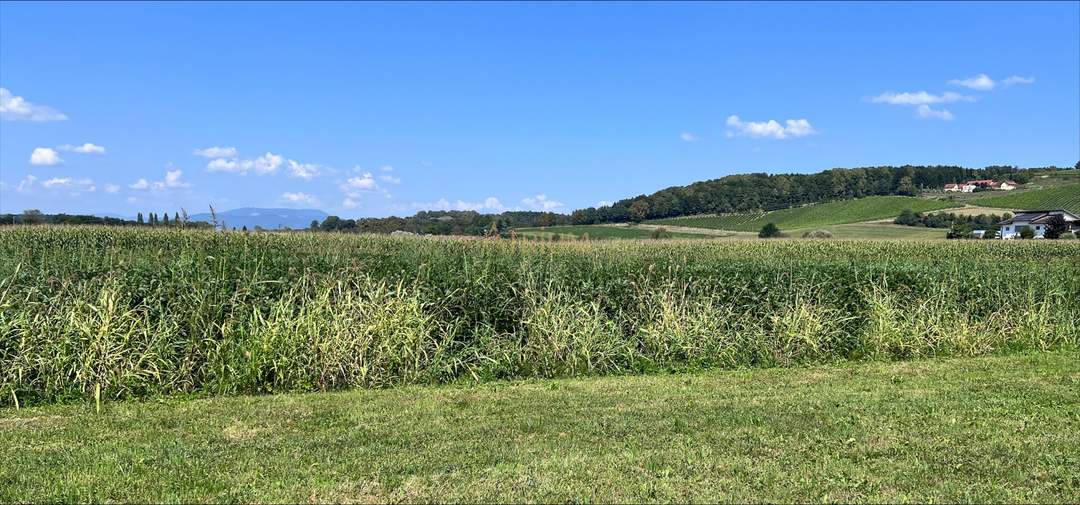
<box><xmin>969</xmin><ymin>184</ymin><xmax>1080</xmax><ymax>213</ymax></box>
<box><xmin>515</xmin><ymin>224</ymin><xmax>712</xmax><ymax>240</ymax></box>
<box><xmin>650</xmin><ymin>196</ymin><xmax>959</xmax><ymax>232</ymax></box>
<box><xmin>2</xmin><ymin>351</ymin><xmax>1078</xmax><ymax>503</ymax></box>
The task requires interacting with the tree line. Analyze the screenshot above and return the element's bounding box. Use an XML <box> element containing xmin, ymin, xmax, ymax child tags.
<box><xmin>568</xmin><ymin>165</ymin><xmax>1065</xmax><ymax>225</ymax></box>
<box><xmin>316</xmin><ymin>210</ymin><xmax>571</xmax><ymax>236</ymax></box>
<box><xmin>2</xmin><ymin>209</ymin><xmax>212</xmax><ymax>229</ymax></box>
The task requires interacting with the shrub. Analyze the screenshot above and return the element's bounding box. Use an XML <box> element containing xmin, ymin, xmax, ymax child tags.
<box><xmin>650</xmin><ymin>227</ymin><xmax>672</xmax><ymax>239</ymax></box>
<box><xmin>758</xmin><ymin>223</ymin><xmax>782</xmax><ymax>238</ymax></box>
<box><xmin>802</xmin><ymin>230</ymin><xmax>833</xmax><ymax>239</ymax></box>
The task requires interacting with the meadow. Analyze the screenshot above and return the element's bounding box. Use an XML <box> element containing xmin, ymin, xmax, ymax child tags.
<box><xmin>648</xmin><ymin>196</ymin><xmax>958</xmax><ymax>231</ymax></box>
<box><xmin>2</xmin><ymin>226</ymin><xmax>1079</xmax><ymax>406</ymax></box>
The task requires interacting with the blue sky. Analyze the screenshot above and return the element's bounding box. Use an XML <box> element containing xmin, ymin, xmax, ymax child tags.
<box><xmin>1</xmin><ymin>1</ymin><xmax>1078</xmax><ymax>217</ymax></box>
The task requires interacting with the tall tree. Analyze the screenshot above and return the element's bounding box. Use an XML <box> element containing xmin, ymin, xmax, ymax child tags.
<box><xmin>137</xmin><ymin>212</ymin><xmax>144</xmax><ymax>225</ymax></box>
<box><xmin>628</xmin><ymin>201</ymin><xmax>649</xmax><ymax>223</ymax></box>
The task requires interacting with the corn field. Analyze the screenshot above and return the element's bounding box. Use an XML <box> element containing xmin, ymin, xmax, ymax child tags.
<box><xmin>2</xmin><ymin>226</ymin><xmax>1078</xmax><ymax>406</ymax></box>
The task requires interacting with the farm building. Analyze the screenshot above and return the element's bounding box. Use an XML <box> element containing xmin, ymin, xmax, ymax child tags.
<box><xmin>944</xmin><ymin>183</ymin><xmax>976</xmax><ymax>192</ymax></box>
<box><xmin>965</xmin><ymin>179</ymin><xmax>1017</xmax><ymax>190</ymax></box>
<box><xmin>998</xmin><ymin>209</ymin><xmax>1080</xmax><ymax>239</ymax></box>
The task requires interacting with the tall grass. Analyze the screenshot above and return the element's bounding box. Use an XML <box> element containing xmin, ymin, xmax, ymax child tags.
<box><xmin>1</xmin><ymin>226</ymin><xmax>1078</xmax><ymax>405</ymax></box>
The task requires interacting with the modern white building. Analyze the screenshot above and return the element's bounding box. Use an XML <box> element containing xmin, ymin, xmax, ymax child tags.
<box><xmin>998</xmin><ymin>210</ymin><xmax>1080</xmax><ymax>239</ymax></box>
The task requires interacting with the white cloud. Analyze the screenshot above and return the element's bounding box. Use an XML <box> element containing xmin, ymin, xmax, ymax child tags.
<box><xmin>60</xmin><ymin>142</ymin><xmax>107</xmax><ymax>154</ymax></box>
<box><xmin>194</xmin><ymin>146</ymin><xmax>237</xmax><ymax>158</ymax></box>
<box><xmin>16</xmin><ymin>174</ymin><xmax>37</xmax><ymax>192</ymax></box>
<box><xmin>30</xmin><ymin>147</ymin><xmax>63</xmax><ymax>166</ymax></box>
<box><xmin>680</xmin><ymin>132</ymin><xmax>699</xmax><ymax>142</ymax></box>
<box><xmin>411</xmin><ymin>196</ymin><xmax>506</xmax><ymax>212</ymax></box>
<box><xmin>130</xmin><ymin>169</ymin><xmax>190</xmax><ymax>191</ymax></box>
<box><xmin>521</xmin><ymin>193</ymin><xmax>564</xmax><ymax>211</ymax></box>
<box><xmin>342</xmin><ymin>198</ymin><xmax>359</xmax><ymax>209</ymax></box>
<box><xmin>725</xmin><ymin>115</ymin><xmax>818</xmax><ymax>140</ymax></box>
<box><xmin>42</xmin><ymin>177</ymin><xmax>95</xmax><ymax>192</ymax></box>
<box><xmin>379</xmin><ymin>165</ymin><xmax>394</xmax><ymax>172</ymax></box>
<box><xmin>597</xmin><ymin>200</ymin><xmax>613</xmax><ymax>208</ymax></box>
<box><xmin>205</xmin><ymin>152</ymin><xmax>283</xmax><ymax>175</ymax></box>
<box><xmin>1002</xmin><ymin>75</ymin><xmax>1035</xmax><ymax>87</ymax></box>
<box><xmin>916</xmin><ymin>105</ymin><xmax>955</xmax><ymax>121</ymax></box>
<box><xmin>104</xmin><ymin>184</ymin><xmax>120</xmax><ymax>194</ymax></box>
<box><xmin>379</xmin><ymin>174</ymin><xmax>401</xmax><ymax>184</ymax></box>
<box><xmin>947</xmin><ymin>74</ymin><xmax>995</xmax><ymax>91</ymax></box>
<box><xmin>287</xmin><ymin>159</ymin><xmax>320</xmax><ymax>180</ymax></box>
<box><xmin>341</xmin><ymin>173</ymin><xmax>377</xmax><ymax>193</ymax></box>
<box><xmin>0</xmin><ymin>88</ymin><xmax>68</xmax><ymax>122</ymax></box>
<box><xmin>155</xmin><ymin>169</ymin><xmax>189</xmax><ymax>190</ymax></box>
<box><xmin>281</xmin><ymin>192</ymin><xmax>320</xmax><ymax>206</ymax></box>
<box><xmin>870</xmin><ymin>91</ymin><xmax>972</xmax><ymax>106</ymax></box>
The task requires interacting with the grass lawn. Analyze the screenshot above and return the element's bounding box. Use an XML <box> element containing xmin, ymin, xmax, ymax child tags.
<box><xmin>3</xmin><ymin>351</ymin><xmax>1078</xmax><ymax>503</ymax></box>
<box><xmin>649</xmin><ymin>196</ymin><xmax>959</xmax><ymax>232</ymax></box>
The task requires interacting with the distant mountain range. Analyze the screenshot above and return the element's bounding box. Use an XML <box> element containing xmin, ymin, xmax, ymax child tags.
<box><xmin>188</xmin><ymin>207</ymin><xmax>329</xmax><ymax>230</ymax></box>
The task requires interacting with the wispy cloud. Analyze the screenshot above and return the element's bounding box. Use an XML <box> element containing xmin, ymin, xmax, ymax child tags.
<box><xmin>1002</xmin><ymin>75</ymin><xmax>1035</xmax><ymax>87</ymax></box>
<box><xmin>946</xmin><ymin>74</ymin><xmax>1035</xmax><ymax>90</ymax></box>
<box><xmin>59</xmin><ymin>143</ymin><xmax>107</xmax><ymax>154</ymax></box>
<box><xmin>42</xmin><ymin>177</ymin><xmax>96</xmax><ymax>193</ymax></box>
<box><xmin>130</xmin><ymin>169</ymin><xmax>190</xmax><ymax>191</ymax></box>
<box><xmin>194</xmin><ymin>146</ymin><xmax>237</xmax><ymax>158</ymax></box>
<box><xmin>379</xmin><ymin>174</ymin><xmax>401</xmax><ymax>184</ymax></box>
<box><xmin>680</xmin><ymin>132</ymin><xmax>699</xmax><ymax>142</ymax></box>
<box><xmin>725</xmin><ymin>115</ymin><xmax>817</xmax><ymax>139</ymax></box>
<box><xmin>521</xmin><ymin>193</ymin><xmax>564</xmax><ymax>211</ymax></box>
<box><xmin>0</xmin><ymin>88</ymin><xmax>68</xmax><ymax>122</ymax></box>
<box><xmin>287</xmin><ymin>159</ymin><xmax>320</xmax><ymax>180</ymax></box>
<box><xmin>947</xmin><ymin>74</ymin><xmax>995</xmax><ymax>91</ymax></box>
<box><xmin>916</xmin><ymin>105</ymin><xmax>955</xmax><ymax>121</ymax></box>
<box><xmin>870</xmin><ymin>90</ymin><xmax>974</xmax><ymax>120</ymax></box>
<box><xmin>411</xmin><ymin>196</ymin><xmax>506</xmax><ymax>212</ymax></box>
<box><xmin>281</xmin><ymin>192</ymin><xmax>320</xmax><ymax>206</ymax></box>
<box><xmin>206</xmin><ymin>152</ymin><xmax>283</xmax><ymax>175</ymax></box>
<box><xmin>29</xmin><ymin>147</ymin><xmax>63</xmax><ymax>166</ymax></box>
<box><xmin>15</xmin><ymin>174</ymin><xmax>37</xmax><ymax>192</ymax></box>
<box><xmin>870</xmin><ymin>91</ymin><xmax>973</xmax><ymax>106</ymax></box>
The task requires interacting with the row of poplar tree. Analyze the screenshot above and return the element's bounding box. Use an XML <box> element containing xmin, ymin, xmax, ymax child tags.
<box><xmin>136</xmin><ymin>211</ymin><xmax>184</xmax><ymax>226</ymax></box>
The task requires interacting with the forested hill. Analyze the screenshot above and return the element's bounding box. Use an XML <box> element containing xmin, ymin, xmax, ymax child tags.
<box><xmin>570</xmin><ymin>165</ymin><xmax>1059</xmax><ymax>224</ymax></box>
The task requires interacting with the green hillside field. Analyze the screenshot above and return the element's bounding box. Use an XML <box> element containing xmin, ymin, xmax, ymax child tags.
<box><xmin>968</xmin><ymin>184</ymin><xmax>1080</xmax><ymax>213</ymax></box>
<box><xmin>649</xmin><ymin>196</ymin><xmax>959</xmax><ymax>232</ymax></box>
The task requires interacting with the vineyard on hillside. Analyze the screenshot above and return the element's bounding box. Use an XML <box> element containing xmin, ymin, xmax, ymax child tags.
<box><xmin>970</xmin><ymin>184</ymin><xmax>1080</xmax><ymax>213</ymax></box>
